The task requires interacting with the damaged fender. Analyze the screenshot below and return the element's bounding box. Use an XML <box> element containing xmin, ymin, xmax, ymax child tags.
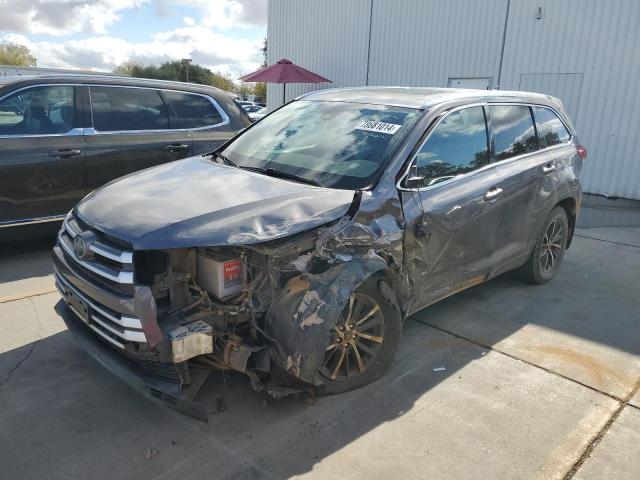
<box><xmin>265</xmin><ymin>257</ymin><xmax>388</xmax><ymax>384</ymax></box>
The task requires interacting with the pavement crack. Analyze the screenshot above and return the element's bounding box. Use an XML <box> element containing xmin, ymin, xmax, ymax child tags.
<box><xmin>574</xmin><ymin>233</ymin><xmax>640</xmax><ymax>249</ymax></box>
<box><xmin>0</xmin><ymin>342</ymin><xmax>36</xmax><ymax>389</ymax></box>
<box><xmin>410</xmin><ymin>317</ymin><xmax>640</xmax><ymax>479</ymax></box>
<box><xmin>563</xmin><ymin>375</ymin><xmax>640</xmax><ymax>479</ymax></box>
<box><xmin>0</xmin><ymin>298</ymin><xmax>43</xmax><ymax>389</ymax></box>
<box><xmin>28</xmin><ymin>297</ymin><xmax>45</xmax><ymax>339</ymax></box>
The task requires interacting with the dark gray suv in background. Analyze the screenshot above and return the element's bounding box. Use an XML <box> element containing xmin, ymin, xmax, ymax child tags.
<box><xmin>0</xmin><ymin>75</ymin><xmax>250</xmax><ymax>238</ymax></box>
<box><xmin>52</xmin><ymin>87</ymin><xmax>585</xmax><ymax>419</ymax></box>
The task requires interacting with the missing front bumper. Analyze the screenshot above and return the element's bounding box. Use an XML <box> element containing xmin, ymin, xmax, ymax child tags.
<box><xmin>55</xmin><ymin>299</ymin><xmax>212</xmax><ymax>422</ymax></box>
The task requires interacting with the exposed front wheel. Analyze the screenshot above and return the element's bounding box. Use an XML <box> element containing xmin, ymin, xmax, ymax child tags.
<box><xmin>520</xmin><ymin>206</ymin><xmax>569</xmax><ymax>284</ymax></box>
<box><xmin>317</xmin><ymin>277</ymin><xmax>402</xmax><ymax>394</ymax></box>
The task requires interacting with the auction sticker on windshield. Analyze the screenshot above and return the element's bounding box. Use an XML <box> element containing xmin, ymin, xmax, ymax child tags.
<box><xmin>355</xmin><ymin>121</ymin><xmax>402</xmax><ymax>134</ymax></box>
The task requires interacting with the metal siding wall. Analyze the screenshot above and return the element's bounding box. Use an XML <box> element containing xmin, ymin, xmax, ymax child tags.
<box><xmin>266</xmin><ymin>0</ymin><xmax>371</xmax><ymax>111</ymax></box>
<box><xmin>269</xmin><ymin>0</ymin><xmax>640</xmax><ymax>199</ymax></box>
<box><xmin>500</xmin><ymin>0</ymin><xmax>640</xmax><ymax>199</ymax></box>
<box><xmin>518</xmin><ymin>73</ymin><xmax>585</xmax><ymax>120</ymax></box>
<box><xmin>367</xmin><ymin>0</ymin><xmax>508</xmax><ymax>86</ymax></box>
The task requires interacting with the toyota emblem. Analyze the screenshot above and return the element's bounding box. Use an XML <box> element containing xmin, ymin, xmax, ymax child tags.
<box><xmin>73</xmin><ymin>235</ymin><xmax>87</xmax><ymax>259</ymax></box>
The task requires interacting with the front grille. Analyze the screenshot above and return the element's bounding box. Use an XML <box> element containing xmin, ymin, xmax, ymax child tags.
<box><xmin>56</xmin><ymin>213</ymin><xmax>147</xmax><ymax>350</ymax></box>
<box><xmin>58</xmin><ymin>215</ymin><xmax>134</xmax><ymax>295</ymax></box>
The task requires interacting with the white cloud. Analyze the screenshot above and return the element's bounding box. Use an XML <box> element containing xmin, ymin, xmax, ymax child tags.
<box><xmin>164</xmin><ymin>0</ymin><xmax>267</xmax><ymax>30</ymax></box>
<box><xmin>0</xmin><ymin>0</ymin><xmax>267</xmax><ymax>73</ymax></box>
<box><xmin>0</xmin><ymin>0</ymin><xmax>149</xmax><ymax>36</ymax></box>
<box><xmin>1</xmin><ymin>27</ymin><xmax>263</xmax><ymax>75</ymax></box>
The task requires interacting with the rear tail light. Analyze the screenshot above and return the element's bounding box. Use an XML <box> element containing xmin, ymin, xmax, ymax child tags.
<box><xmin>576</xmin><ymin>144</ymin><xmax>587</xmax><ymax>160</ymax></box>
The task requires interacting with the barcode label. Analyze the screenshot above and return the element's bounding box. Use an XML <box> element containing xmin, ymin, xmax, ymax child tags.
<box><xmin>354</xmin><ymin>121</ymin><xmax>402</xmax><ymax>134</ymax></box>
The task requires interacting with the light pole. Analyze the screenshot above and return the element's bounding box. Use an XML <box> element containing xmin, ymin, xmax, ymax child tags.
<box><xmin>181</xmin><ymin>58</ymin><xmax>192</xmax><ymax>82</ymax></box>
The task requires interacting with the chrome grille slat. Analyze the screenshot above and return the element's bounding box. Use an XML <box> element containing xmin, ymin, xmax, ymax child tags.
<box><xmin>89</xmin><ymin>324</ymin><xmax>126</xmax><ymax>349</ymax></box>
<box><xmin>65</xmin><ymin>218</ymin><xmax>134</xmax><ymax>264</ymax></box>
<box><xmin>55</xmin><ymin>270</ymin><xmax>142</xmax><ymax>330</ymax></box>
<box><xmin>59</xmin><ymin>233</ymin><xmax>134</xmax><ymax>284</ymax></box>
<box><xmin>57</xmin><ymin>212</ymin><xmax>147</xmax><ymax>350</ymax></box>
<box><xmin>90</xmin><ymin>242</ymin><xmax>133</xmax><ymax>264</ymax></box>
<box><xmin>55</xmin><ymin>270</ymin><xmax>147</xmax><ymax>348</ymax></box>
<box><xmin>91</xmin><ymin>315</ymin><xmax>147</xmax><ymax>342</ymax></box>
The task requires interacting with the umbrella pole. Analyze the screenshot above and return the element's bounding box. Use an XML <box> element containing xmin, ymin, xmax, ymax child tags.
<box><xmin>283</xmin><ymin>83</ymin><xmax>286</xmax><ymax>105</ymax></box>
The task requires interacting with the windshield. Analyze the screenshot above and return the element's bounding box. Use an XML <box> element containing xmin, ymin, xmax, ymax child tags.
<box><xmin>221</xmin><ymin>100</ymin><xmax>422</xmax><ymax>189</ymax></box>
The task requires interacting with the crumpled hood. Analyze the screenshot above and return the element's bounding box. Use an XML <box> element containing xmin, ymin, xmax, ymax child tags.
<box><xmin>76</xmin><ymin>156</ymin><xmax>356</xmax><ymax>250</ymax></box>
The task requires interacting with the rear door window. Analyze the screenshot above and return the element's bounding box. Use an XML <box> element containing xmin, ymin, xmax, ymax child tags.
<box><xmin>413</xmin><ymin>106</ymin><xmax>489</xmax><ymax>186</ymax></box>
<box><xmin>489</xmin><ymin>105</ymin><xmax>537</xmax><ymax>160</ymax></box>
<box><xmin>533</xmin><ymin>106</ymin><xmax>570</xmax><ymax>148</ymax></box>
<box><xmin>0</xmin><ymin>85</ymin><xmax>75</xmax><ymax>135</ymax></box>
<box><xmin>163</xmin><ymin>91</ymin><xmax>224</xmax><ymax>129</ymax></box>
<box><xmin>90</xmin><ymin>86</ymin><xmax>169</xmax><ymax>132</ymax></box>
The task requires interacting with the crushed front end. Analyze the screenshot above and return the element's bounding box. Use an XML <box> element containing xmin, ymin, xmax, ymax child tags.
<box><xmin>53</xmin><ymin>202</ymin><xmax>405</xmax><ymax>420</ymax></box>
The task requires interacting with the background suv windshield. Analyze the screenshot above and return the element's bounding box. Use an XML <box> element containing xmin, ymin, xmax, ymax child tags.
<box><xmin>221</xmin><ymin>100</ymin><xmax>421</xmax><ymax>189</ymax></box>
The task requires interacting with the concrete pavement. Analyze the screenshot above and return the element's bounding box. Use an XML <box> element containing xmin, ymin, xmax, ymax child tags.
<box><xmin>1</xmin><ymin>195</ymin><xmax>639</xmax><ymax>479</ymax></box>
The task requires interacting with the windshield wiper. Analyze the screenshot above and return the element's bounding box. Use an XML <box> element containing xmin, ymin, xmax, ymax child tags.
<box><xmin>239</xmin><ymin>166</ymin><xmax>324</xmax><ymax>187</ymax></box>
<box><xmin>210</xmin><ymin>151</ymin><xmax>236</xmax><ymax>167</ymax></box>
<box><xmin>211</xmin><ymin>154</ymin><xmax>324</xmax><ymax>187</ymax></box>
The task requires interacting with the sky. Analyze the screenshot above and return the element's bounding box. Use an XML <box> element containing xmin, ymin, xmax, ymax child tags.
<box><xmin>0</xmin><ymin>0</ymin><xmax>267</xmax><ymax>75</ymax></box>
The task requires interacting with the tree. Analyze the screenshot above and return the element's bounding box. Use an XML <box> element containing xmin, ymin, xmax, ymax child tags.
<box><xmin>0</xmin><ymin>43</ymin><xmax>37</xmax><ymax>67</ymax></box>
<box><xmin>113</xmin><ymin>60</ymin><xmax>143</xmax><ymax>76</ymax></box>
<box><xmin>253</xmin><ymin>82</ymin><xmax>266</xmax><ymax>101</ymax></box>
<box><xmin>208</xmin><ymin>71</ymin><xmax>237</xmax><ymax>92</ymax></box>
<box><xmin>252</xmin><ymin>37</ymin><xmax>268</xmax><ymax>101</ymax></box>
<box><xmin>237</xmin><ymin>81</ymin><xmax>254</xmax><ymax>98</ymax></box>
<box><xmin>113</xmin><ymin>59</ymin><xmax>239</xmax><ymax>93</ymax></box>
<box><xmin>261</xmin><ymin>38</ymin><xmax>267</xmax><ymax>67</ymax></box>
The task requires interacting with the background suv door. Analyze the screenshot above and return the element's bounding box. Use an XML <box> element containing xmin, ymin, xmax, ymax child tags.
<box><xmin>162</xmin><ymin>90</ymin><xmax>233</xmax><ymax>155</ymax></box>
<box><xmin>400</xmin><ymin>105</ymin><xmax>504</xmax><ymax>311</ymax></box>
<box><xmin>0</xmin><ymin>84</ymin><xmax>85</xmax><ymax>227</ymax></box>
<box><xmin>84</xmin><ymin>85</ymin><xmax>192</xmax><ymax>193</ymax></box>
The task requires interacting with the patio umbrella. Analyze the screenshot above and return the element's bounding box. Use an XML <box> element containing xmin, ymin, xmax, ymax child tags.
<box><xmin>239</xmin><ymin>58</ymin><xmax>331</xmax><ymax>105</ymax></box>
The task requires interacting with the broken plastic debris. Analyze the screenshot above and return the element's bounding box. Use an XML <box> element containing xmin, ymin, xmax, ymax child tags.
<box><xmin>432</xmin><ymin>367</ymin><xmax>446</xmax><ymax>372</ymax></box>
<box><xmin>145</xmin><ymin>448</ymin><xmax>159</xmax><ymax>460</ymax></box>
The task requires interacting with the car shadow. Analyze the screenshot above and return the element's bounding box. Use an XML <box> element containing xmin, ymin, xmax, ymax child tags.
<box><xmin>0</xmin><ymin>234</ymin><xmax>56</xmax><ymax>284</ymax></box>
<box><xmin>0</xmin><ymin>318</ymin><xmax>489</xmax><ymax>479</ymax></box>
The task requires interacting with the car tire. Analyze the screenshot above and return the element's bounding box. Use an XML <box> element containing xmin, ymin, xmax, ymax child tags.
<box><xmin>520</xmin><ymin>206</ymin><xmax>569</xmax><ymax>284</ymax></box>
<box><xmin>316</xmin><ymin>276</ymin><xmax>402</xmax><ymax>395</ymax></box>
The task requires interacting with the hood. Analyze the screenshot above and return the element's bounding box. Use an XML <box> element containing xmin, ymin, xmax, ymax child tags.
<box><xmin>76</xmin><ymin>156</ymin><xmax>356</xmax><ymax>250</ymax></box>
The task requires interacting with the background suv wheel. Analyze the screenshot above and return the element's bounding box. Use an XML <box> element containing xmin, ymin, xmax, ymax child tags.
<box><xmin>520</xmin><ymin>206</ymin><xmax>569</xmax><ymax>284</ymax></box>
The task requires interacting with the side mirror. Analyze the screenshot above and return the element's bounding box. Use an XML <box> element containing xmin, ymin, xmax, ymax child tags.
<box><xmin>405</xmin><ymin>175</ymin><xmax>425</xmax><ymax>189</ymax></box>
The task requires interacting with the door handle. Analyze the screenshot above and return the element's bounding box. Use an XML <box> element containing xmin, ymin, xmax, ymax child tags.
<box><xmin>49</xmin><ymin>149</ymin><xmax>81</xmax><ymax>158</ymax></box>
<box><xmin>165</xmin><ymin>143</ymin><xmax>190</xmax><ymax>151</ymax></box>
<box><xmin>542</xmin><ymin>163</ymin><xmax>557</xmax><ymax>174</ymax></box>
<box><xmin>484</xmin><ymin>187</ymin><xmax>503</xmax><ymax>202</ymax></box>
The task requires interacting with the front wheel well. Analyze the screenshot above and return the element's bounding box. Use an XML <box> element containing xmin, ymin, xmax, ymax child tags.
<box><xmin>556</xmin><ymin>197</ymin><xmax>577</xmax><ymax>248</ymax></box>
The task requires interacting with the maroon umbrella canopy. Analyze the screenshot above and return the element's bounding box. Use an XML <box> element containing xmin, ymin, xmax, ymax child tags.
<box><xmin>239</xmin><ymin>59</ymin><xmax>331</xmax><ymax>104</ymax></box>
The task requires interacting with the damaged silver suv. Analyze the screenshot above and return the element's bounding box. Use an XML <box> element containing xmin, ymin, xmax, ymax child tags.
<box><xmin>53</xmin><ymin>87</ymin><xmax>585</xmax><ymax>419</ymax></box>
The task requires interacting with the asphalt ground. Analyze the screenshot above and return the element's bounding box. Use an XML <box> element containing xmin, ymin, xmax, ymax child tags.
<box><xmin>1</xmin><ymin>194</ymin><xmax>639</xmax><ymax>479</ymax></box>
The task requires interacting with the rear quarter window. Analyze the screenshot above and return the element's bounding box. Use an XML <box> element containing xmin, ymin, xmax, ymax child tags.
<box><xmin>533</xmin><ymin>107</ymin><xmax>571</xmax><ymax>148</ymax></box>
<box><xmin>163</xmin><ymin>91</ymin><xmax>224</xmax><ymax>129</ymax></box>
<box><xmin>489</xmin><ymin>105</ymin><xmax>537</xmax><ymax>161</ymax></box>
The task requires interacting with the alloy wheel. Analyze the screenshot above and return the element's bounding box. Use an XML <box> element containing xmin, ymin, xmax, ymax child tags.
<box><xmin>539</xmin><ymin>218</ymin><xmax>564</xmax><ymax>274</ymax></box>
<box><xmin>319</xmin><ymin>293</ymin><xmax>385</xmax><ymax>381</ymax></box>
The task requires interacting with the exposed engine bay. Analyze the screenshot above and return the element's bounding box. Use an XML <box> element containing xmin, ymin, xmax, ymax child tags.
<box><xmin>124</xmin><ymin>194</ymin><xmax>409</xmax><ymax>401</ymax></box>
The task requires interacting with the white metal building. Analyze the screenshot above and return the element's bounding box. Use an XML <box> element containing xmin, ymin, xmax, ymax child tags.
<box><xmin>267</xmin><ymin>0</ymin><xmax>640</xmax><ymax>199</ymax></box>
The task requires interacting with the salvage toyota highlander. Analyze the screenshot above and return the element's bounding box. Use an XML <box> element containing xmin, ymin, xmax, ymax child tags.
<box><xmin>53</xmin><ymin>87</ymin><xmax>585</xmax><ymax>420</ymax></box>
